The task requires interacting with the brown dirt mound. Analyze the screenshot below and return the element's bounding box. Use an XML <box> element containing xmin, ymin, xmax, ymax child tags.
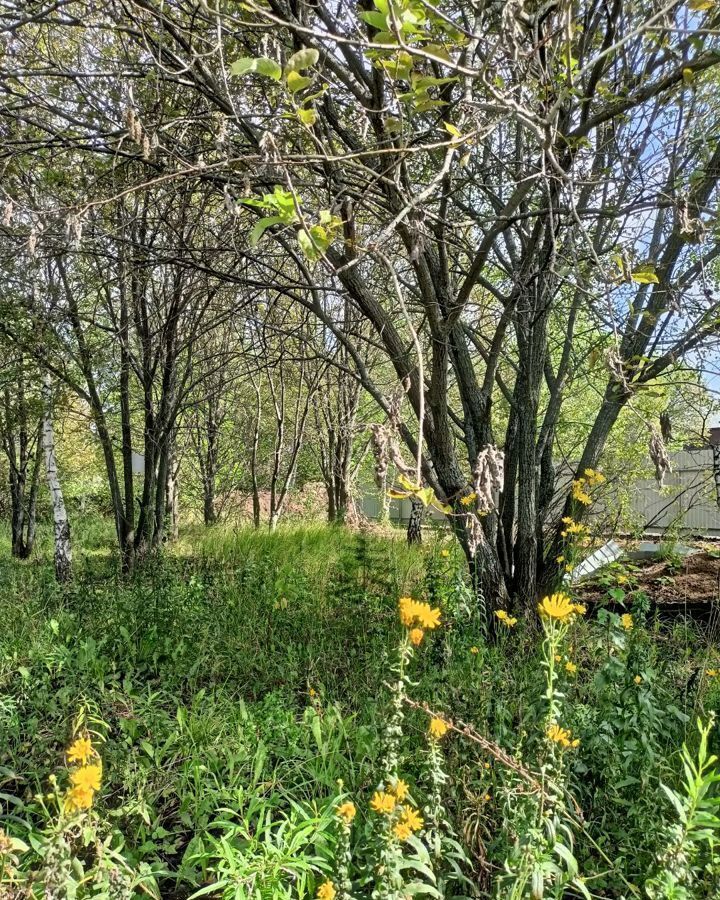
<box><xmin>578</xmin><ymin>550</ymin><xmax>720</xmax><ymax>607</ymax></box>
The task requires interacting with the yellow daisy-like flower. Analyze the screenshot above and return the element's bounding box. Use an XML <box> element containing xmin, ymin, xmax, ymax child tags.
<box><xmin>414</xmin><ymin>602</ymin><xmax>441</xmax><ymax>630</ymax></box>
<box><xmin>706</xmin><ymin>669</ymin><xmax>718</xmax><ymax>677</ymax></box>
<box><xmin>460</xmin><ymin>492</ymin><xmax>477</xmax><ymax>507</ymax></box>
<box><xmin>370</xmin><ymin>791</ymin><xmax>396</xmax><ymax>815</ymax></box>
<box><xmin>572</xmin><ymin>602</ymin><xmax>587</xmax><ymax>615</ymax></box>
<box><xmin>429</xmin><ymin>717</ymin><xmax>449</xmax><ymax>740</ymax></box>
<box><xmin>389</xmin><ymin>779</ymin><xmax>409</xmax><ymax>802</ymax></box>
<box><xmin>556</xmin><ymin>555</ymin><xmax>564</xmax><ymax>563</ymax></box>
<box><xmin>317</xmin><ymin>881</ymin><xmax>336</xmax><ymax>900</ymax></box>
<box><xmin>546</xmin><ymin>723</ymin><xmax>578</xmax><ymax>749</ymax></box>
<box><xmin>470</xmin><ymin>646</ymin><xmax>479</xmax><ymax>654</ymax></box>
<box><xmin>621</xmin><ymin>613</ymin><xmax>633</xmax><ymax>631</ymax></box>
<box><xmin>495</xmin><ymin>609</ymin><xmax>509</xmax><ymax>621</ymax></box>
<box><xmin>634</xmin><ymin>675</ymin><xmax>643</xmax><ymax>684</ymax></box>
<box><xmin>565</xmin><ymin>661</ymin><xmax>577</xmax><ymax>674</ymax></box>
<box><xmin>337</xmin><ymin>801</ymin><xmax>356</xmax><ymax>823</ymax></box>
<box><xmin>495</xmin><ymin>609</ymin><xmax>519</xmax><ymax>628</ymax></box>
<box><xmin>546</xmin><ymin>723</ymin><xmax>571</xmax><ymax>744</ymax></box>
<box><xmin>617</xmin><ymin>575</ymin><xmax>628</xmax><ymax>585</ymax></box>
<box><xmin>584</xmin><ymin>468</ymin><xmax>605</xmax><ymax>485</ymax></box>
<box><xmin>409</xmin><ymin>628</ymin><xmax>424</xmax><ymax>647</ymax></box>
<box><xmin>440</xmin><ymin>549</ymin><xmax>450</xmax><ymax>558</ymax></box>
<box><xmin>67</xmin><ymin>736</ymin><xmax>94</xmax><ymax>766</ymax></box>
<box><xmin>393</xmin><ymin>821</ymin><xmax>413</xmax><ymax>841</ymax></box>
<box><xmin>554</xmin><ymin>653</ymin><xmax>562</xmax><ymax>662</ymax></box>
<box><xmin>65</xmin><ymin>784</ymin><xmax>94</xmax><ymax>812</ymax></box>
<box><xmin>399</xmin><ymin>596</ymin><xmax>417</xmax><ymax>627</ymax></box>
<box><xmin>70</xmin><ymin>764</ymin><xmax>102</xmax><ymax>793</ymax></box>
<box><xmin>571</xmin><ymin>479</ymin><xmax>592</xmax><ymax>505</ymax></box>
<box><xmin>400</xmin><ymin>805</ymin><xmax>424</xmax><ymax>832</ymax></box>
<box><xmin>538</xmin><ymin>592</ymin><xmax>575</xmax><ymax>622</ymax></box>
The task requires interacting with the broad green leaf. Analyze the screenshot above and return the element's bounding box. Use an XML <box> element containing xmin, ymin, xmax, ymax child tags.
<box><xmin>255</xmin><ymin>58</ymin><xmax>283</xmax><ymax>80</ymax></box>
<box><xmin>287</xmin><ymin>71</ymin><xmax>312</xmax><ymax>93</ymax></box>
<box><xmin>298</xmin><ymin>228</ymin><xmax>316</xmax><ymax>259</ymax></box>
<box><xmin>286</xmin><ymin>48</ymin><xmax>320</xmax><ymax>73</ymax></box>
<box><xmin>443</xmin><ymin>121</ymin><xmax>461</xmax><ymax>137</ymax></box>
<box><xmin>398</xmin><ymin>473</ymin><xmax>420</xmax><ymax>492</ymax></box>
<box><xmin>297</xmin><ymin>106</ymin><xmax>317</xmax><ymax>126</ymax></box>
<box><xmin>416</xmin><ymin>487</ymin><xmax>435</xmax><ymax>507</ymax></box>
<box><xmin>231</xmin><ymin>57</ymin><xmax>282</xmax><ymax>80</ymax></box>
<box><xmin>359</xmin><ymin>10</ymin><xmax>388</xmax><ymax>29</ymax></box>
<box><xmin>631</xmin><ymin>267</ymin><xmax>659</xmax><ymax>284</ymax></box>
<box><xmin>249</xmin><ymin>215</ymin><xmax>283</xmax><ymax>247</ymax></box>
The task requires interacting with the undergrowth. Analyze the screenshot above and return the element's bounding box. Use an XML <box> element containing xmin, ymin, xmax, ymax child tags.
<box><xmin>0</xmin><ymin>522</ymin><xmax>719</xmax><ymax>898</ymax></box>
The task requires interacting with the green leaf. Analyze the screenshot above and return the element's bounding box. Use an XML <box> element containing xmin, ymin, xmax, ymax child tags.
<box><xmin>255</xmin><ymin>58</ymin><xmax>283</xmax><ymax>80</ymax></box>
<box><xmin>443</xmin><ymin>121</ymin><xmax>461</xmax><ymax>138</ymax></box>
<box><xmin>359</xmin><ymin>10</ymin><xmax>388</xmax><ymax>29</ymax></box>
<box><xmin>631</xmin><ymin>266</ymin><xmax>659</xmax><ymax>284</ymax></box>
<box><xmin>249</xmin><ymin>215</ymin><xmax>283</xmax><ymax>247</ymax></box>
<box><xmin>285</xmin><ymin>48</ymin><xmax>320</xmax><ymax>74</ymax></box>
<box><xmin>298</xmin><ymin>228</ymin><xmax>316</xmax><ymax>259</ymax></box>
<box><xmin>297</xmin><ymin>106</ymin><xmax>317</xmax><ymax>126</ymax></box>
<box><xmin>287</xmin><ymin>71</ymin><xmax>312</xmax><ymax>93</ymax></box>
<box><xmin>231</xmin><ymin>57</ymin><xmax>282</xmax><ymax>80</ymax></box>
<box><xmin>689</xmin><ymin>0</ymin><xmax>714</xmax><ymax>9</ymax></box>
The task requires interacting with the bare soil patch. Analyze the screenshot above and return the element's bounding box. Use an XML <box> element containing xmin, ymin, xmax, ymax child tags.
<box><xmin>578</xmin><ymin>550</ymin><xmax>720</xmax><ymax>608</ymax></box>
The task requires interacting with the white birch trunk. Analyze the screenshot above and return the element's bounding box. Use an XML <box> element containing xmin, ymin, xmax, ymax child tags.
<box><xmin>42</xmin><ymin>374</ymin><xmax>72</xmax><ymax>582</ymax></box>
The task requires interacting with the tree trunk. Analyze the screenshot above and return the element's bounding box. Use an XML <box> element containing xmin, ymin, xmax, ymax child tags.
<box><xmin>406</xmin><ymin>496</ymin><xmax>424</xmax><ymax>545</ymax></box>
<box><xmin>42</xmin><ymin>375</ymin><xmax>71</xmax><ymax>583</ymax></box>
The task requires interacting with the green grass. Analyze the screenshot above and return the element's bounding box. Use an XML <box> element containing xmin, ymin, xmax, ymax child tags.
<box><xmin>1</xmin><ymin>520</ymin><xmax>719</xmax><ymax>898</ymax></box>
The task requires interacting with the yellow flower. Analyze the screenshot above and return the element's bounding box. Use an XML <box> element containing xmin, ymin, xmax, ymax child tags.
<box><xmin>317</xmin><ymin>881</ymin><xmax>336</xmax><ymax>900</ymax></box>
<box><xmin>584</xmin><ymin>468</ymin><xmax>605</xmax><ymax>485</ymax></box>
<box><xmin>399</xmin><ymin>596</ymin><xmax>417</xmax><ymax>627</ymax></box>
<box><xmin>496</xmin><ymin>609</ymin><xmax>509</xmax><ymax>621</ymax></box>
<box><xmin>337</xmin><ymin>801</ymin><xmax>356</xmax><ymax>823</ymax></box>
<box><xmin>565</xmin><ymin>661</ymin><xmax>577</xmax><ymax>674</ymax></box>
<box><xmin>634</xmin><ymin>675</ymin><xmax>642</xmax><ymax>684</ymax></box>
<box><xmin>429</xmin><ymin>717</ymin><xmax>449</xmax><ymax>740</ymax></box>
<box><xmin>399</xmin><ymin>598</ymin><xmax>441</xmax><ymax>630</ymax></box>
<box><xmin>460</xmin><ymin>492</ymin><xmax>477</xmax><ymax>507</ymax></box>
<box><xmin>546</xmin><ymin>723</ymin><xmax>578</xmax><ymax>749</ymax></box>
<box><xmin>67</xmin><ymin>736</ymin><xmax>94</xmax><ymax>766</ymax></box>
<box><xmin>556</xmin><ymin>555</ymin><xmax>564</xmax><ymax>563</ymax></box>
<box><xmin>399</xmin><ymin>805</ymin><xmax>424</xmax><ymax>832</ymax></box>
<box><xmin>538</xmin><ymin>592</ymin><xmax>575</xmax><ymax>622</ymax></box>
<box><xmin>554</xmin><ymin>653</ymin><xmax>562</xmax><ymax>662</ymax></box>
<box><xmin>70</xmin><ymin>764</ymin><xmax>101</xmax><ymax>793</ymax></box>
<box><xmin>495</xmin><ymin>609</ymin><xmax>518</xmax><ymax>627</ymax></box>
<box><xmin>706</xmin><ymin>669</ymin><xmax>718</xmax><ymax>677</ymax></box>
<box><xmin>483</xmin><ymin>793</ymin><xmax>491</xmax><ymax>802</ymax></box>
<box><xmin>440</xmin><ymin>549</ymin><xmax>449</xmax><ymax>558</ymax></box>
<box><xmin>571</xmin><ymin>479</ymin><xmax>592</xmax><ymax>505</ymax></box>
<box><xmin>393</xmin><ymin>821</ymin><xmax>413</xmax><ymax>841</ymax></box>
<box><xmin>621</xmin><ymin>613</ymin><xmax>633</xmax><ymax>630</ymax></box>
<box><xmin>370</xmin><ymin>791</ymin><xmax>396</xmax><ymax>815</ymax></box>
<box><xmin>617</xmin><ymin>575</ymin><xmax>628</xmax><ymax>585</ymax></box>
<box><xmin>389</xmin><ymin>779</ymin><xmax>410</xmax><ymax>802</ymax></box>
<box><xmin>409</xmin><ymin>628</ymin><xmax>424</xmax><ymax>646</ymax></box>
<box><xmin>572</xmin><ymin>603</ymin><xmax>587</xmax><ymax>615</ymax></box>
<box><xmin>470</xmin><ymin>646</ymin><xmax>479</xmax><ymax>654</ymax></box>
<box><xmin>414</xmin><ymin>602</ymin><xmax>441</xmax><ymax>630</ymax></box>
<box><xmin>309</xmin><ymin>688</ymin><xmax>317</xmax><ymax>698</ymax></box>
<box><xmin>65</xmin><ymin>785</ymin><xmax>93</xmax><ymax>812</ymax></box>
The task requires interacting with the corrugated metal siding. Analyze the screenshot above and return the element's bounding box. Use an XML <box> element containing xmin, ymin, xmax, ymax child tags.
<box><xmin>359</xmin><ymin>449</ymin><xmax>720</xmax><ymax>535</ymax></box>
<box><xmin>630</xmin><ymin>449</ymin><xmax>720</xmax><ymax>535</ymax></box>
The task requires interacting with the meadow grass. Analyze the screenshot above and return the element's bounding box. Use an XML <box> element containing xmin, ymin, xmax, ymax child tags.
<box><xmin>1</xmin><ymin>520</ymin><xmax>719</xmax><ymax>898</ymax></box>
